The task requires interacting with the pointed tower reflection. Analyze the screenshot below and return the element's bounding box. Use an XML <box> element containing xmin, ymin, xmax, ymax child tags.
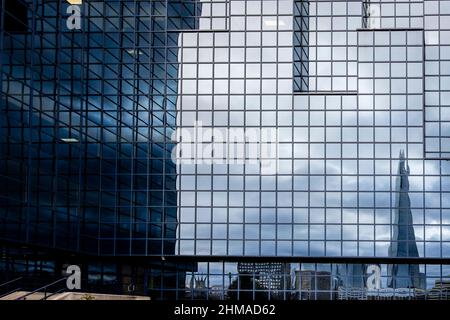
<box><xmin>388</xmin><ymin>150</ymin><xmax>425</xmax><ymax>289</ymax></box>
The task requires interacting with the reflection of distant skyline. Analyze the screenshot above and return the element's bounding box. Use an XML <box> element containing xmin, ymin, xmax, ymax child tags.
<box><xmin>183</xmin><ymin>259</ymin><xmax>450</xmax><ymax>298</ymax></box>
<box><xmin>337</xmin><ymin>151</ymin><xmax>424</xmax><ymax>291</ymax></box>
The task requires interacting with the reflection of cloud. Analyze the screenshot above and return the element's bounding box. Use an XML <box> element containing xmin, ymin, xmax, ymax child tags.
<box><xmin>175</xmin><ymin>0</ymin><xmax>449</xmax><ymax>258</ymax></box>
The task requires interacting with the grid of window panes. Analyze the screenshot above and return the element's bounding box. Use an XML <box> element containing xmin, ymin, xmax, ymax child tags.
<box><xmin>0</xmin><ymin>0</ymin><xmax>210</xmax><ymax>257</ymax></box>
<box><xmin>2</xmin><ymin>0</ymin><xmax>450</xmax><ymax>301</ymax></box>
<box><xmin>3</xmin><ymin>250</ymin><xmax>450</xmax><ymax>299</ymax></box>
<box><xmin>363</xmin><ymin>0</ymin><xmax>424</xmax><ymax>29</ymax></box>
<box><xmin>0</xmin><ymin>246</ymin><xmax>188</xmax><ymax>299</ymax></box>
<box><xmin>181</xmin><ymin>261</ymin><xmax>450</xmax><ymax>300</ymax></box>
<box><xmin>360</xmin><ymin>0</ymin><xmax>450</xmax><ymax>159</ymax></box>
<box><xmin>294</xmin><ymin>0</ymin><xmax>361</xmax><ymax>92</ymax></box>
<box><xmin>424</xmin><ymin>0</ymin><xmax>450</xmax><ymax>158</ymax></box>
<box><xmin>293</xmin><ymin>0</ymin><xmax>309</xmax><ymax>92</ymax></box>
<box><xmin>176</xmin><ymin>0</ymin><xmax>450</xmax><ymax>261</ymax></box>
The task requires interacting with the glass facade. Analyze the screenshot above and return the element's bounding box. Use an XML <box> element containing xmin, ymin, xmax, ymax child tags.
<box><xmin>0</xmin><ymin>0</ymin><xmax>206</xmax><ymax>299</ymax></box>
<box><xmin>0</xmin><ymin>0</ymin><xmax>204</xmax><ymax>256</ymax></box>
<box><xmin>1</xmin><ymin>0</ymin><xmax>450</xmax><ymax>300</ymax></box>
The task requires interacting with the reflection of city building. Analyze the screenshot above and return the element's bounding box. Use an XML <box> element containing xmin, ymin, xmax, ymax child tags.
<box><xmin>209</xmin><ymin>285</ymin><xmax>228</xmax><ymax>300</ymax></box>
<box><xmin>388</xmin><ymin>151</ymin><xmax>422</xmax><ymax>289</ymax></box>
<box><xmin>366</xmin><ymin>288</ymin><xmax>426</xmax><ymax>300</ymax></box>
<box><xmin>335</xmin><ymin>264</ymin><xmax>366</xmax><ymax>300</ymax></box>
<box><xmin>237</xmin><ymin>262</ymin><xmax>291</xmax><ymax>293</ymax></box>
<box><xmin>427</xmin><ymin>280</ymin><xmax>450</xmax><ymax>300</ymax></box>
<box><xmin>337</xmin><ymin>287</ymin><xmax>367</xmax><ymax>300</ymax></box>
<box><xmin>336</xmin><ymin>152</ymin><xmax>426</xmax><ymax>297</ymax></box>
<box><xmin>0</xmin><ymin>0</ymin><xmax>200</xmax><ymax>298</ymax></box>
<box><xmin>336</xmin><ymin>264</ymin><xmax>367</xmax><ymax>290</ymax></box>
<box><xmin>293</xmin><ymin>0</ymin><xmax>310</xmax><ymax>92</ymax></box>
<box><xmin>185</xmin><ymin>276</ymin><xmax>208</xmax><ymax>300</ymax></box>
<box><xmin>294</xmin><ymin>270</ymin><xmax>335</xmax><ymax>300</ymax></box>
<box><xmin>338</xmin><ymin>285</ymin><xmax>427</xmax><ymax>300</ymax></box>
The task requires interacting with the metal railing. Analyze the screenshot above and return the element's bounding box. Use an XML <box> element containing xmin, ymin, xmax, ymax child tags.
<box><xmin>0</xmin><ymin>276</ymin><xmax>24</xmax><ymax>299</ymax></box>
<box><xmin>0</xmin><ymin>276</ymin><xmax>23</xmax><ymax>289</ymax></box>
<box><xmin>15</xmin><ymin>277</ymin><xmax>67</xmax><ymax>300</ymax></box>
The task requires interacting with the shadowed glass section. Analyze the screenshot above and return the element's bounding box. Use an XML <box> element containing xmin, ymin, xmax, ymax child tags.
<box><xmin>0</xmin><ymin>0</ymin><xmax>202</xmax><ymax>299</ymax></box>
<box><xmin>0</xmin><ymin>0</ymin><xmax>201</xmax><ymax>256</ymax></box>
<box><xmin>293</xmin><ymin>0</ymin><xmax>309</xmax><ymax>92</ymax></box>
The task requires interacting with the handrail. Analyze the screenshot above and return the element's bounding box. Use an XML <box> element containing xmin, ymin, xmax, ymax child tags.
<box><xmin>0</xmin><ymin>287</ymin><xmax>22</xmax><ymax>299</ymax></box>
<box><xmin>16</xmin><ymin>277</ymin><xmax>67</xmax><ymax>300</ymax></box>
<box><xmin>43</xmin><ymin>287</ymin><xmax>66</xmax><ymax>300</ymax></box>
<box><xmin>0</xmin><ymin>276</ymin><xmax>23</xmax><ymax>288</ymax></box>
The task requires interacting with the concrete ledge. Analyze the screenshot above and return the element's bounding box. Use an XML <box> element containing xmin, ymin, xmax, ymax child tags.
<box><xmin>1</xmin><ymin>291</ymin><xmax>151</xmax><ymax>300</ymax></box>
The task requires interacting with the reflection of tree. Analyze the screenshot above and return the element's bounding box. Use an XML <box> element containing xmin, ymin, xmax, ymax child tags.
<box><xmin>227</xmin><ymin>275</ymin><xmax>270</xmax><ymax>300</ymax></box>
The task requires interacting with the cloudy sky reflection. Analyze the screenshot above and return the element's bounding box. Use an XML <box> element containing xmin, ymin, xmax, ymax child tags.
<box><xmin>175</xmin><ymin>0</ymin><xmax>450</xmax><ymax>259</ymax></box>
